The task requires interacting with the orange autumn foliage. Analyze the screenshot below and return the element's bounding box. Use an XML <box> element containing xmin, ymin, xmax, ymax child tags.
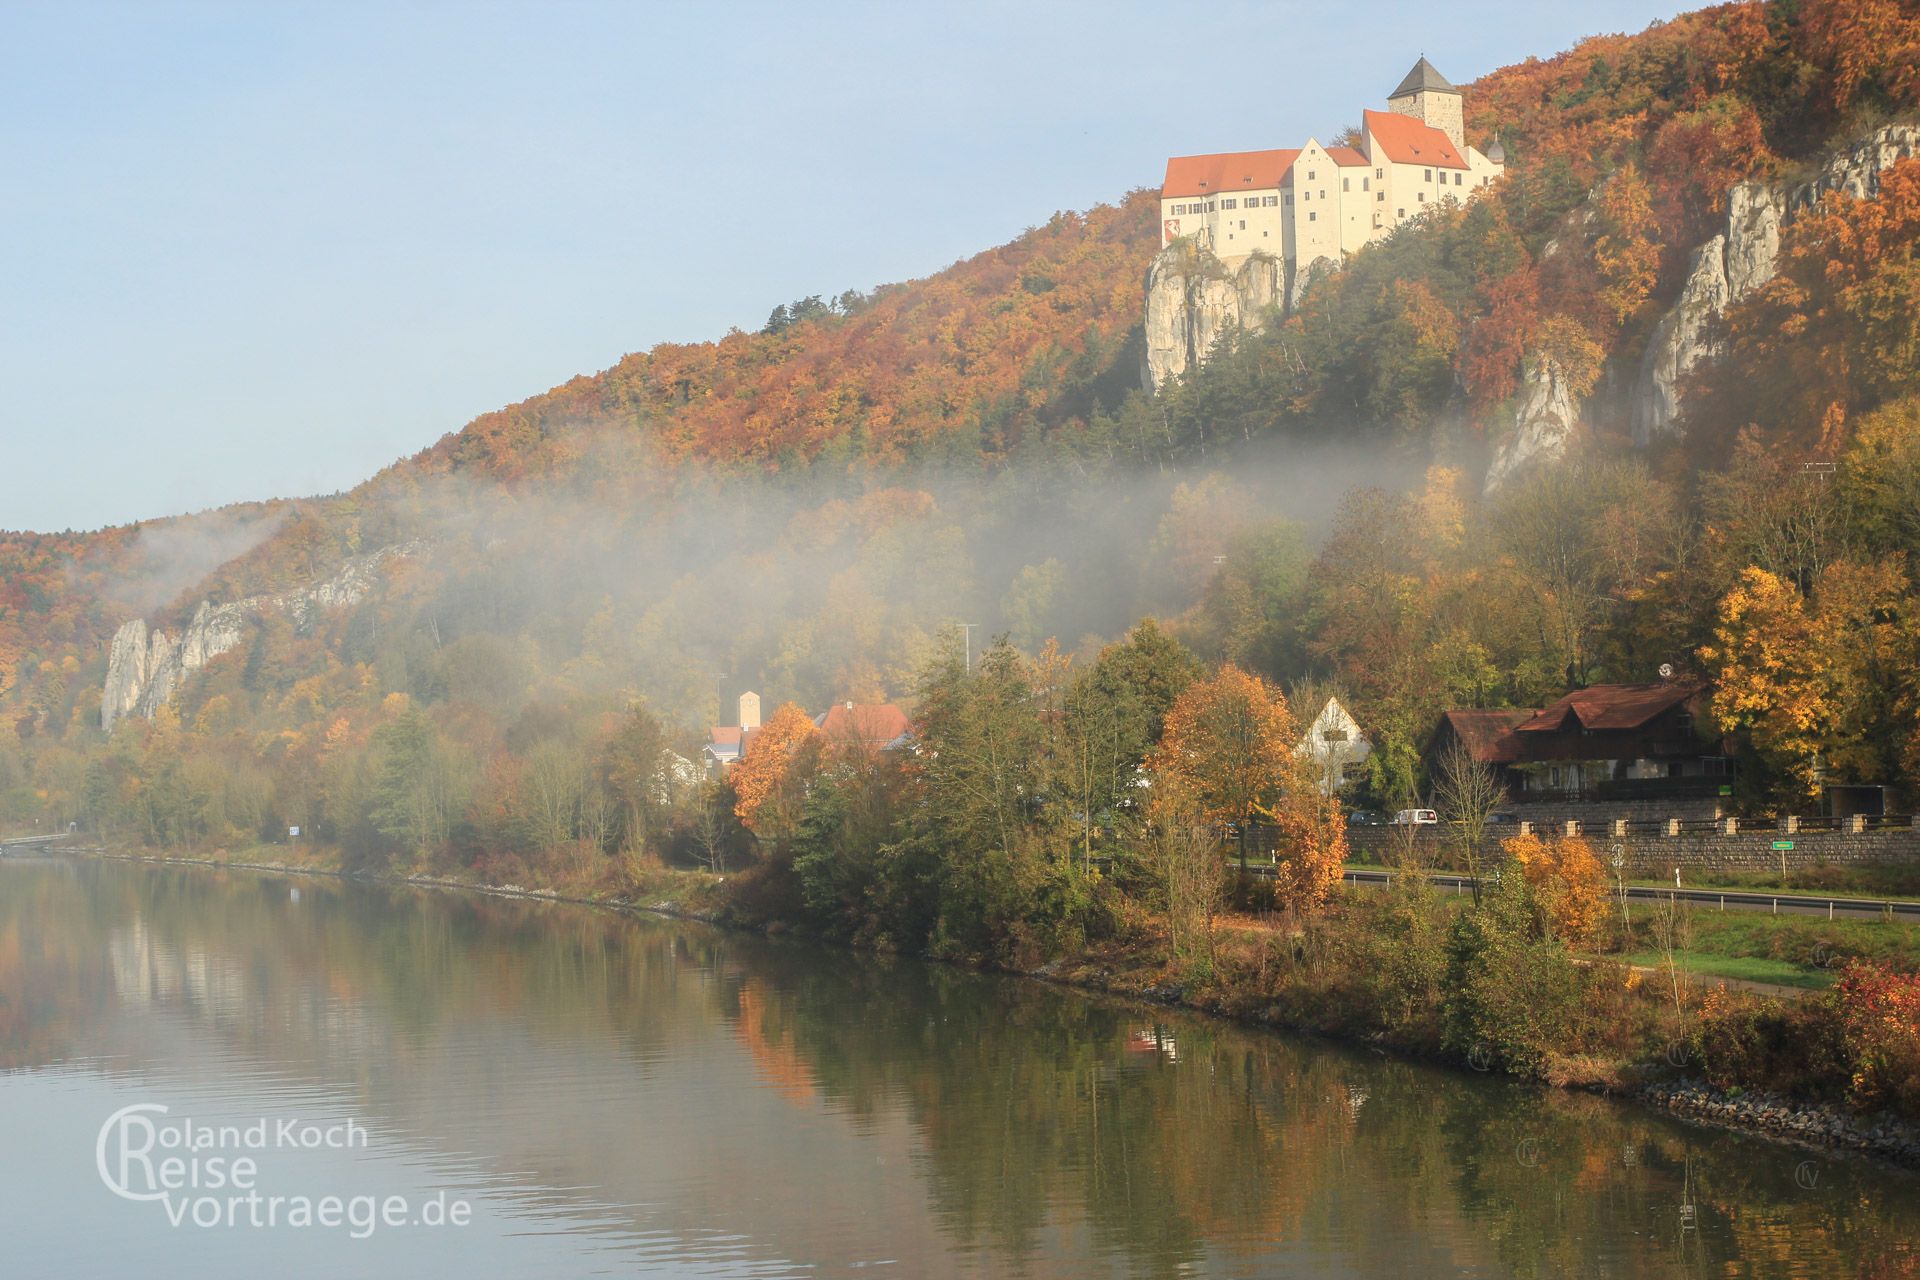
<box><xmin>1502</xmin><ymin>831</ymin><xmax>1607</xmax><ymax>946</ymax></box>
<box><xmin>1699</xmin><ymin>158</ymin><xmax>1920</xmax><ymax>457</ymax></box>
<box><xmin>1149</xmin><ymin>666</ymin><xmax>1343</xmax><ymax>911</ymax></box>
<box><xmin>731</xmin><ymin>702</ymin><xmax>823</xmax><ymax>845</ymax></box>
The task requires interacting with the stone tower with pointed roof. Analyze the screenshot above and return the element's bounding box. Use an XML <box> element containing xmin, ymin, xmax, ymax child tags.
<box><xmin>1387</xmin><ymin>56</ymin><xmax>1465</xmax><ymax>151</ymax></box>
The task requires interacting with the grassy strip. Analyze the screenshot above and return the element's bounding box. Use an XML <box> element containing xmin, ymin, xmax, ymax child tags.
<box><xmin>1626</xmin><ymin>864</ymin><xmax>1920</xmax><ymax>899</ymax></box>
<box><xmin>1617</xmin><ymin>901</ymin><xmax>1920</xmax><ymax>971</ymax></box>
<box><xmin>1618</xmin><ymin>950</ymin><xmax>1835</xmax><ymax>990</ymax></box>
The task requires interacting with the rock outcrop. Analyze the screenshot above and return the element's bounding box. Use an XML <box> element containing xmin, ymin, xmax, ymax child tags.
<box><xmin>1287</xmin><ymin>254</ymin><xmax>1335</xmax><ymax>313</ymax></box>
<box><xmin>101</xmin><ymin>541</ymin><xmax>424</xmax><ymax>732</ymax></box>
<box><xmin>1486</xmin><ymin>357</ymin><xmax>1581</xmax><ymax>491</ymax></box>
<box><xmin>1632</xmin><ymin>124</ymin><xmax>1920</xmax><ymax>443</ymax></box>
<box><xmin>1141</xmin><ymin>242</ymin><xmax>1284</xmax><ymax>390</ymax></box>
<box><xmin>1629</xmin><ymin>183</ymin><xmax>1780</xmax><ymax>444</ymax></box>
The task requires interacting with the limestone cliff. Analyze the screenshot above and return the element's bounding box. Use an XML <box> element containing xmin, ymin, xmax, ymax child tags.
<box><xmin>1485</xmin><ymin>357</ymin><xmax>1582</xmax><ymax>491</ymax></box>
<box><xmin>1632</xmin><ymin>124</ymin><xmax>1920</xmax><ymax>443</ymax></box>
<box><xmin>1141</xmin><ymin>242</ymin><xmax>1284</xmax><ymax>390</ymax></box>
<box><xmin>100</xmin><ymin>541</ymin><xmax>425</xmax><ymax>732</ymax></box>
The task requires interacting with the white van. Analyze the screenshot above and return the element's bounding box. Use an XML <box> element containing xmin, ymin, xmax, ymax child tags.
<box><xmin>1389</xmin><ymin>808</ymin><xmax>1438</xmax><ymax>826</ymax></box>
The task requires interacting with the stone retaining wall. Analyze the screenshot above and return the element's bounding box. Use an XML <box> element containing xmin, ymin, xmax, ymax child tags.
<box><xmin>1347</xmin><ymin>825</ymin><xmax>1920</xmax><ymax>876</ymax></box>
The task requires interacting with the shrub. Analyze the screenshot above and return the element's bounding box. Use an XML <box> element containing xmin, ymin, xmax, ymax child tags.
<box><xmin>1350</xmin><ymin>880</ymin><xmax>1450</xmax><ymax>1042</ymax></box>
<box><xmin>1692</xmin><ymin>982</ymin><xmax>1855</xmax><ymax>1101</ymax></box>
<box><xmin>1835</xmin><ymin>961</ymin><xmax>1920</xmax><ymax>1115</ymax></box>
<box><xmin>1442</xmin><ymin>867</ymin><xmax>1580</xmax><ymax>1075</ymax></box>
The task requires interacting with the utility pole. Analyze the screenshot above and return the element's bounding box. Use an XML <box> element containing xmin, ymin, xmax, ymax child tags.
<box><xmin>959</xmin><ymin>623</ymin><xmax>979</xmax><ymax>675</ymax></box>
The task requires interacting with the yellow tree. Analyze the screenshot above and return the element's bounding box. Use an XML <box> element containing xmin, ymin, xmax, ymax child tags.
<box><xmin>1592</xmin><ymin>162</ymin><xmax>1661</xmax><ymax>332</ymax></box>
<box><xmin>731</xmin><ymin>701</ymin><xmax>822</xmax><ymax>855</ymax></box>
<box><xmin>1503</xmin><ymin>831</ymin><xmax>1606</xmax><ymax>947</ymax></box>
<box><xmin>1698</xmin><ymin>567</ymin><xmax>1833</xmax><ymax>804</ymax></box>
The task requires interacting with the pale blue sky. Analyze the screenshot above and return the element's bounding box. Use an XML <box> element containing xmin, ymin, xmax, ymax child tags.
<box><xmin>1</xmin><ymin>0</ymin><xmax>1686</xmax><ymax>533</ymax></box>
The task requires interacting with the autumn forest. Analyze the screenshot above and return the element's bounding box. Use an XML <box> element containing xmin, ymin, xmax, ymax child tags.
<box><xmin>6</xmin><ymin>0</ymin><xmax>1920</xmax><ymax>1114</ymax></box>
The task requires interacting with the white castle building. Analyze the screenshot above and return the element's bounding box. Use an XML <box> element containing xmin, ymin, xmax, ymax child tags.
<box><xmin>1158</xmin><ymin>58</ymin><xmax>1505</xmax><ymax>271</ymax></box>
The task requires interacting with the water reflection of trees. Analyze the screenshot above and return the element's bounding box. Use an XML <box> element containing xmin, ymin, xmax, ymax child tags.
<box><xmin>4</xmin><ymin>860</ymin><xmax>1916</xmax><ymax>1277</ymax></box>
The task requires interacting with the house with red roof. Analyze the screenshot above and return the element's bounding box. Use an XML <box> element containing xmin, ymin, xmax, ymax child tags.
<box><xmin>814</xmin><ymin>701</ymin><xmax>913</xmax><ymax>754</ymax></box>
<box><xmin>1427</xmin><ymin>682</ymin><xmax>1731</xmax><ymax>802</ymax></box>
<box><xmin>1158</xmin><ymin>58</ymin><xmax>1505</xmax><ymax>276</ymax></box>
<box><xmin>703</xmin><ymin>691</ymin><xmax>762</xmax><ymax>773</ymax></box>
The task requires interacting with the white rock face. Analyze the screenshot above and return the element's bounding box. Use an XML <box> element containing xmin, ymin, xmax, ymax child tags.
<box><xmin>1286</xmin><ymin>254</ymin><xmax>1335</xmax><ymax>313</ymax></box>
<box><xmin>1486</xmin><ymin>357</ymin><xmax>1580</xmax><ymax>492</ymax></box>
<box><xmin>1632</xmin><ymin>125</ymin><xmax>1920</xmax><ymax>443</ymax></box>
<box><xmin>1141</xmin><ymin>243</ymin><xmax>1285</xmax><ymax>390</ymax></box>
<box><xmin>100</xmin><ymin>619</ymin><xmax>154</xmax><ymax>732</ymax></box>
<box><xmin>1798</xmin><ymin>124</ymin><xmax>1920</xmax><ymax>206</ymax></box>
<box><xmin>101</xmin><ymin>540</ymin><xmax>424</xmax><ymax>732</ymax></box>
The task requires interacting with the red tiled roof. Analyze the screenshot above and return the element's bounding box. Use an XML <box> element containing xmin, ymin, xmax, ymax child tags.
<box><xmin>1162</xmin><ymin>149</ymin><xmax>1299</xmax><ymax>198</ymax></box>
<box><xmin>708</xmin><ymin>727</ymin><xmax>742</xmax><ymax>747</ymax></box>
<box><xmin>1325</xmin><ymin>145</ymin><xmax>1368</xmax><ymax>167</ymax></box>
<box><xmin>1362</xmin><ymin>109</ymin><xmax>1467</xmax><ymax>169</ymax></box>
<box><xmin>1515</xmin><ymin>683</ymin><xmax>1700</xmax><ymax>734</ymax></box>
<box><xmin>1437</xmin><ymin>709</ymin><xmax>1535</xmax><ymax>765</ymax></box>
<box><xmin>815</xmin><ymin>702</ymin><xmax>912</xmax><ymax>747</ymax></box>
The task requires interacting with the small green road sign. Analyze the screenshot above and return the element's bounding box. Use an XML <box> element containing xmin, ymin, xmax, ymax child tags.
<box><xmin>1772</xmin><ymin>840</ymin><xmax>1794</xmax><ymax>851</ymax></box>
<box><xmin>1718</xmin><ymin>785</ymin><xmax>1734</xmax><ymax>796</ymax></box>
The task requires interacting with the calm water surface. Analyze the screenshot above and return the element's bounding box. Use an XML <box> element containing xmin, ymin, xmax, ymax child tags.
<box><xmin>1</xmin><ymin>855</ymin><xmax>1914</xmax><ymax>1278</ymax></box>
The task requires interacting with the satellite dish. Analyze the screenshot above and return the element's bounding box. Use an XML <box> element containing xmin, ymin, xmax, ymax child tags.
<box><xmin>1658</xmin><ymin>663</ymin><xmax>1674</xmax><ymax>680</ymax></box>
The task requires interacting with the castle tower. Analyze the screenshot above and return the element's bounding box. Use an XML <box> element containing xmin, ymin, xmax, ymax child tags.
<box><xmin>738</xmin><ymin>691</ymin><xmax>761</xmax><ymax>731</ymax></box>
<box><xmin>1387</xmin><ymin>57</ymin><xmax>1464</xmax><ymax>151</ymax></box>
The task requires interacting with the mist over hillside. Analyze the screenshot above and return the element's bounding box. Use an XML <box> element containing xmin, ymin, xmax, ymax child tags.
<box><xmin>6</xmin><ymin>0</ymin><xmax>1920</xmax><ymax>845</ymax></box>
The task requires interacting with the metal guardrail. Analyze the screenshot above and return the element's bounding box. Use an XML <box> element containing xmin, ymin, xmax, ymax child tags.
<box><xmin>1347</xmin><ymin>816</ymin><xmax>1919</xmax><ymax>838</ymax></box>
<box><xmin>1322</xmin><ymin>867</ymin><xmax>1920</xmax><ymax>921</ymax></box>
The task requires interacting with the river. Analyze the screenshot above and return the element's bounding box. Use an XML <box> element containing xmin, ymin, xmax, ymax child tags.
<box><xmin>0</xmin><ymin>855</ymin><xmax>1913</xmax><ymax>1277</ymax></box>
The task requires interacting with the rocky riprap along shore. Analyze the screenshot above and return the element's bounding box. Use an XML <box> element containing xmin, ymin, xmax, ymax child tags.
<box><xmin>1640</xmin><ymin>1078</ymin><xmax>1920</xmax><ymax>1168</ymax></box>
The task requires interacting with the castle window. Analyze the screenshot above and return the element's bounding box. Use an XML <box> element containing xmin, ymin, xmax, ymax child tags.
<box><xmin>1309</xmin><ymin>211</ymin><xmax>1317</xmax><ymax>222</ymax></box>
<box><xmin>1417</xmin><ymin>191</ymin><xmax>1425</xmax><ymax>202</ymax></box>
<box><xmin>1397</xmin><ymin>208</ymin><xmax>1405</xmax><ymax>217</ymax></box>
<box><xmin>1362</xmin><ymin>178</ymin><xmax>1369</xmax><ymax>191</ymax></box>
<box><xmin>1423</xmin><ymin>168</ymin><xmax>1432</xmax><ymax>181</ymax></box>
<box><xmin>1222</xmin><ymin>198</ymin><xmax>1237</xmax><ymax>209</ymax></box>
<box><xmin>1342</xmin><ymin>177</ymin><xmax>1350</xmax><ymax>191</ymax></box>
<box><xmin>1375</xmin><ymin>167</ymin><xmax>1383</xmax><ymax>179</ymax></box>
<box><xmin>1455</xmin><ymin>172</ymin><xmax>1463</xmax><ymax>185</ymax></box>
<box><xmin>1239</xmin><ymin>220</ymin><xmax>1246</xmax><ymax>230</ymax></box>
<box><xmin>1377</xmin><ymin>191</ymin><xmax>1385</xmax><ymax>202</ymax></box>
<box><xmin>1284</xmin><ymin>194</ymin><xmax>1292</xmax><ymax>205</ymax></box>
<box><xmin>1264</xmin><ymin>196</ymin><xmax>1278</xmax><ymax>207</ymax></box>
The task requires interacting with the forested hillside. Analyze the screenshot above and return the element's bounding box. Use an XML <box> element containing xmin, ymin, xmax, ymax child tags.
<box><xmin>5</xmin><ymin>0</ymin><xmax>1920</xmax><ymax>867</ymax></box>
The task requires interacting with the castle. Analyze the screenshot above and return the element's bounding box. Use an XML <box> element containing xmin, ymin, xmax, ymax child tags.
<box><xmin>1158</xmin><ymin>58</ymin><xmax>1504</xmax><ymax>274</ymax></box>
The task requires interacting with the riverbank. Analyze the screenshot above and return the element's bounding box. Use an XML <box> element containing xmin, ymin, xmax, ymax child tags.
<box><xmin>49</xmin><ymin>842</ymin><xmax>1920</xmax><ymax>1172</ymax></box>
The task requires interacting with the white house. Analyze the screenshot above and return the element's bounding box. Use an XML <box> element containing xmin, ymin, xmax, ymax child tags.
<box><xmin>1296</xmin><ymin>695</ymin><xmax>1373</xmax><ymax>796</ymax></box>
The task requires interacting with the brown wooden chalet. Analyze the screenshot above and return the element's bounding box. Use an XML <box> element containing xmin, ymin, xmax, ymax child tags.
<box><xmin>1428</xmin><ymin>682</ymin><xmax>1729</xmax><ymax>802</ymax></box>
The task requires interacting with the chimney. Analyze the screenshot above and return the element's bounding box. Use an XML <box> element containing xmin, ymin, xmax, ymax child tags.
<box><xmin>738</xmin><ymin>691</ymin><xmax>761</xmax><ymax>731</ymax></box>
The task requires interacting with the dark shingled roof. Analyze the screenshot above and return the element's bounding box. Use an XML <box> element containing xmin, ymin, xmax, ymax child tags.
<box><xmin>1514</xmin><ymin>682</ymin><xmax>1700</xmax><ymax>734</ymax></box>
<box><xmin>1390</xmin><ymin>57</ymin><xmax>1461</xmax><ymax>99</ymax></box>
<box><xmin>1437</xmin><ymin>709</ymin><xmax>1535</xmax><ymax>765</ymax></box>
